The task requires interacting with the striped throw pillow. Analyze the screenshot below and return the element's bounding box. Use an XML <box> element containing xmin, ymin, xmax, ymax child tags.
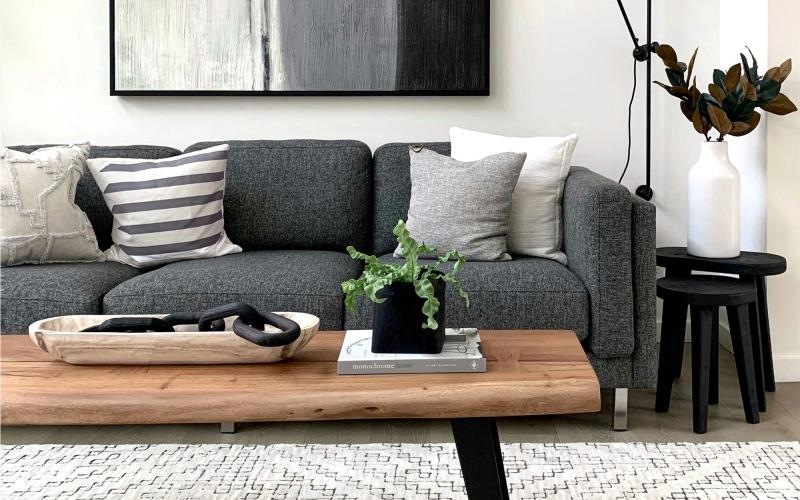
<box><xmin>87</xmin><ymin>144</ymin><xmax>241</xmax><ymax>268</ymax></box>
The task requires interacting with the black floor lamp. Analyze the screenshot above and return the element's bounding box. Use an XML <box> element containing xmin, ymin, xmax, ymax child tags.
<box><xmin>616</xmin><ymin>0</ymin><xmax>658</xmax><ymax>201</ymax></box>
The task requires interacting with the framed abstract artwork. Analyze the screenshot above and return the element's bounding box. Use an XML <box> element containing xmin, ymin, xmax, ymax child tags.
<box><xmin>109</xmin><ymin>0</ymin><xmax>490</xmax><ymax>96</ymax></box>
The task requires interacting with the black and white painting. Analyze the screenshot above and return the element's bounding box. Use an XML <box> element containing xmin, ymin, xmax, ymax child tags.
<box><xmin>110</xmin><ymin>0</ymin><xmax>490</xmax><ymax>95</ymax></box>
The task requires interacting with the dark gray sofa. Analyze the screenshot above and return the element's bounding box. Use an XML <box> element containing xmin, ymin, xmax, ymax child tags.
<box><xmin>2</xmin><ymin>140</ymin><xmax>656</xmax><ymax>407</ymax></box>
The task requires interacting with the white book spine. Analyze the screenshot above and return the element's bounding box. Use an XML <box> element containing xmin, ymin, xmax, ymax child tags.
<box><xmin>338</xmin><ymin>357</ymin><xmax>486</xmax><ymax>375</ymax></box>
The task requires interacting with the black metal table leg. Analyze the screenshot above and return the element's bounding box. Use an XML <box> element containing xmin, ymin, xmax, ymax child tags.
<box><xmin>755</xmin><ymin>276</ymin><xmax>776</xmax><ymax>392</ymax></box>
<box><xmin>451</xmin><ymin>418</ymin><xmax>509</xmax><ymax>500</ymax></box>
<box><xmin>727</xmin><ymin>304</ymin><xmax>760</xmax><ymax>424</ymax></box>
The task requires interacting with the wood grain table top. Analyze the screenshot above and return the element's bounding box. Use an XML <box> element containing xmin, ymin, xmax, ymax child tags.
<box><xmin>1</xmin><ymin>330</ymin><xmax>601</xmax><ymax>426</ymax></box>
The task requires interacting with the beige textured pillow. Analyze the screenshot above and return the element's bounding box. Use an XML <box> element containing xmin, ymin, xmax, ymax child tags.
<box><xmin>1</xmin><ymin>144</ymin><xmax>105</xmax><ymax>266</ymax></box>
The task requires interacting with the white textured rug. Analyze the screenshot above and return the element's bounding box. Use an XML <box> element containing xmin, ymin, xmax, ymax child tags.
<box><xmin>2</xmin><ymin>442</ymin><xmax>799</xmax><ymax>499</ymax></box>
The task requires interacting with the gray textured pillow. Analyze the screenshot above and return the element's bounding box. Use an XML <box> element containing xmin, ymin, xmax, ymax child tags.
<box><xmin>395</xmin><ymin>148</ymin><xmax>527</xmax><ymax>261</ymax></box>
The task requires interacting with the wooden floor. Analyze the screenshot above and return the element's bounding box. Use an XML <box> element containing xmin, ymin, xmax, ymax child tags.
<box><xmin>2</xmin><ymin>344</ymin><xmax>798</xmax><ymax>445</ymax></box>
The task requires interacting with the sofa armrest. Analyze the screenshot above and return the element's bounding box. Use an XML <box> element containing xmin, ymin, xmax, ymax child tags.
<box><xmin>563</xmin><ymin>167</ymin><xmax>634</xmax><ymax>358</ymax></box>
<box><xmin>630</xmin><ymin>195</ymin><xmax>657</xmax><ymax>387</ymax></box>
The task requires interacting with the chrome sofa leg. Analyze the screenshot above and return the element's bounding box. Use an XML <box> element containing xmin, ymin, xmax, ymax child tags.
<box><xmin>220</xmin><ymin>422</ymin><xmax>237</xmax><ymax>434</ymax></box>
<box><xmin>613</xmin><ymin>388</ymin><xmax>628</xmax><ymax>431</ymax></box>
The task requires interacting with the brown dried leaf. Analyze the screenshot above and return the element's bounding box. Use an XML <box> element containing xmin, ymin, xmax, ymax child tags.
<box><xmin>656</xmin><ymin>44</ymin><xmax>681</xmax><ymax>71</ymax></box>
<box><xmin>680</xmin><ymin>102</ymin><xmax>694</xmax><ymax>121</ymax></box>
<box><xmin>741</xmin><ymin>79</ymin><xmax>758</xmax><ymax>101</ymax></box>
<box><xmin>764</xmin><ymin>67</ymin><xmax>781</xmax><ymax>82</ymax></box>
<box><xmin>692</xmin><ymin>108</ymin><xmax>710</xmax><ymax>135</ymax></box>
<box><xmin>707</xmin><ymin>105</ymin><xmax>733</xmax><ymax>135</ymax></box>
<box><xmin>778</xmin><ymin>58</ymin><xmax>792</xmax><ymax>82</ymax></box>
<box><xmin>726</xmin><ymin>63</ymin><xmax>741</xmax><ymax>94</ymax></box>
<box><xmin>728</xmin><ymin>121</ymin><xmax>752</xmax><ymax>137</ymax></box>
<box><xmin>708</xmin><ymin>83</ymin><xmax>726</xmax><ymax>103</ymax></box>
<box><xmin>687</xmin><ymin>47</ymin><xmax>698</xmax><ymax>83</ymax></box>
<box><xmin>747</xmin><ymin>111</ymin><xmax>761</xmax><ymax>129</ymax></box>
<box><xmin>762</xmin><ymin>93</ymin><xmax>798</xmax><ymax>115</ymax></box>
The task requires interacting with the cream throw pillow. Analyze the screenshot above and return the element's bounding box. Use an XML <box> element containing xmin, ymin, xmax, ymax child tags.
<box><xmin>449</xmin><ymin>127</ymin><xmax>579</xmax><ymax>264</ymax></box>
<box><xmin>0</xmin><ymin>144</ymin><xmax>105</xmax><ymax>266</ymax></box>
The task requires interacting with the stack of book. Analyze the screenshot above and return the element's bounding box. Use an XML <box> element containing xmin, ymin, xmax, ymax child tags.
<box><xmin>337</xmin><ymin>328</ymin><xmax>486</xmax><ymax>375</ymax></box>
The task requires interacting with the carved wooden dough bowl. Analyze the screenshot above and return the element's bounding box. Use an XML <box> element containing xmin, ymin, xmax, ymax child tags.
<box><xmin>28</xmin><ymin>312</ymin><xmax>320</xmax><ymax>365</ymax></box>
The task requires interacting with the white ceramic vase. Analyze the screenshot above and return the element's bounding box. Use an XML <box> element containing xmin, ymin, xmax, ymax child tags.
<box><xmin>687</xmin><ymin>141</ymin><xmax>741</xmax><ymax>258</ymax></box>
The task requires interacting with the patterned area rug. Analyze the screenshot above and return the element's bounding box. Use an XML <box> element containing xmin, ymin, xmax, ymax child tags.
<box><xmin>2</xmin><ymin>442</ymin><xmax>799</xmax><ymax>499</ymax></box>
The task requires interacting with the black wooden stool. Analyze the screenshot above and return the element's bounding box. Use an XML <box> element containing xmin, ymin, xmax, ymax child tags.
<box><xmin>655</xmin><ymin>276</ymin><xmax>760</xmax><ymax>434</ymax></box>
<box><xmin>656</xmin><ymin>247</ymin><xmax>787</xmax><ymax>413</ymax></box>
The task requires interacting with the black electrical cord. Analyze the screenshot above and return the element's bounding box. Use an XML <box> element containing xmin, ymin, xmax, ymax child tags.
<box><xmin>618</xmin><ymin>59</ymin><xmax>637</xmax><ymax>184</ymax></box>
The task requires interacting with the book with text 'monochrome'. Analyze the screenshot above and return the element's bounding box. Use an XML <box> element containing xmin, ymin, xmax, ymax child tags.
<box><xmin>337</xmin><ymin>328</ymin><xmax>486</xmax><ymax>375</ymax></box>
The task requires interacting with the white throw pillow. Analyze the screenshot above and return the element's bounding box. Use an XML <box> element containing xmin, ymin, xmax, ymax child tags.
<box><xmin>1</xmin><ymin>144</ymin><xmax>105</xmax><ymax>266</ymax></box>
<box><xmin>449</xmin><ymin>127</ymin><xmax>579</xmax><ymax>264</ymax></box>
<box><xmin>87</xmin><ymin>144</ymin><xmax>241</xmax><ymax>268</ymax></box>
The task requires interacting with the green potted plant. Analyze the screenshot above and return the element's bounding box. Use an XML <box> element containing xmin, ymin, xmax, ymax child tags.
<box><xmin>654</xmin><ymin>45</ymin><xmax>795</xmax><ymax>258</ymax></box>
<box><xmin>341</xmin><ymin>220</ymin><xmax>470</xmax><ymax>354</ymax></box>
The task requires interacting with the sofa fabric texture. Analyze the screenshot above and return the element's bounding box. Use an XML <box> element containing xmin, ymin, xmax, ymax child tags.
<box><xmin>0</xmin><ymin>262</ymin><xmax>141</xmax><ymax>333</ymax></box>
<box><xmin>563</xmin><ymin>167</ymin><xmax>634</xmax><ymax>359</ymax></box>
<box><xmin>346</xmin><ymin>255</ymin><xmax>589</xmax><ymax>340</ymax></box>
<box><xmin>630</xmin><ymin>196</ymin><xmax>658</xmax><ymax>388</ymax></box>
<box><xmin>8</xmin><ymin>145</ymin><xmax>182</xmax><ymax>250</ymax></box>
<box><xmin>1</xmin><ymin>144</ymin><xmax>105</xmax><ymax>265</ymax></box>
<box><xmin>184</xmin><ymin>140</ymin><xmax>372</xmax><ymax>253</ymax></box>
<box><xmin>396</xmin><ymin>148</ymin><xmax>526</xmax><ymax>261</ymax></box>
<box><xmin>2</xmin><ymin>140</ymin><xmax>656</xmax><ymax>390</ymax></box>
<box><xmin>103</xmin><ymin>250</ymin><xmax>362</xmax><ymax>331</ymax></box>
<box><xmin>87</xmin><ymin>144</ymin><xmax>241</xmax><ymax>268</ymax></box>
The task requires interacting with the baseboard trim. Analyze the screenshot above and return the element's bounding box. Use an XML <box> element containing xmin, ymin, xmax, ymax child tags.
<box><xmin>773</xmin><ymin>355</ymin><xmax>800</xmax><ymax>383</ymax></box>
<box><xmin>656</xmin><ymin>321</ymin><xmax>799</xmax><ymax>382</ymax></box>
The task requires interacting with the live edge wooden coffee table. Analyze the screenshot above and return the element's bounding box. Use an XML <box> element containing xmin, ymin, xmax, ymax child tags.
<box><xmin>2</xmin><ymin>330</ymin><xmax>600</xmax><ymax>499</ymax></box>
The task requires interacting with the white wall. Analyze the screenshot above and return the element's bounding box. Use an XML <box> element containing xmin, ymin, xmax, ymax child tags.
<box><xmin>720</xmin><ymin>0</ymin><xmax>768</xmax><ymax>253</ymax></box>
<box><xmin>1</xmin><ymin>0</ymin><xmax>728</xmax><ymax>247</ymax></box>
<box><xmin>767</xmin><ymin>0</ymin><xmax>800</xmax><ymax>383</ymax></box>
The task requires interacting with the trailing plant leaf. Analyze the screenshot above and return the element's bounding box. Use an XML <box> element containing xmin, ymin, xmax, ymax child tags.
<box><xmin>762</xmin><ymin>93</ymin><xmax>798</xmax><ymax>115</ymax></box>
<box><xmin>342</xmin><ymin>220</ymin><xmax>469</xmax><ymax>330</ymax></box>
<box><xmin>413</xmin><ymin>275</ymin><xmax>440</xmax><ymax>330</ymax></box>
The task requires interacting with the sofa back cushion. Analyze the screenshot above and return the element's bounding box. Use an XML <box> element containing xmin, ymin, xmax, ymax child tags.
<box><xmin>184</xmin><ymin>140</ymin><xmax>372</xmax><ymax>252</ymax></box>
<box><xmin>373</xmin><ymin>142</ymin><xmax>450</xmax><ymax>255</ymax></box>
<box><xmin>7</xmin><ymin>145</ymin><xmax>181</xmax><ymax>250</ymax></box>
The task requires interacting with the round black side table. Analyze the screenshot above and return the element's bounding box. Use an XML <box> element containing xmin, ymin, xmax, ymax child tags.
<box><xmin>655</xmin><ymin>276</ymin><xmax>760</xmax><ymax>434</ymax></box>
<box><xmin>656</xmin><ymin>247</ymin><xmax>787</xmax><ymax>412</ymax></box>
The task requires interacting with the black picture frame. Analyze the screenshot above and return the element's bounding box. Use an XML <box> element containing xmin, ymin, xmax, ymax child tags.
<box><xmin>109</xmin><ymin>0</ymin><xmax>490</xmax><ymax>97</ymax></box>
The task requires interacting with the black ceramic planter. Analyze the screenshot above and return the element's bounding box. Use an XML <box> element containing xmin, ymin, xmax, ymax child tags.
<box><xmin>371</xmin><ymin>279</ymin><xmax>446</xmax><ymax>354</ymax></box>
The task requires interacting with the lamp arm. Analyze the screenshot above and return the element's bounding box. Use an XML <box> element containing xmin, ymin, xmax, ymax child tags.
<box><xmin>615</xmin><ymin>0</ymin><xmax>640</xmax><ymax>48</ymax></box>
<box><xmin>615</xmin><ymin>0</ymin><xmax>656</xmax><ymax>201</ymax></box>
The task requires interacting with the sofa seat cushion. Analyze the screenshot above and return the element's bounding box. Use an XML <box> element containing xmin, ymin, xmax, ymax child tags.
<box><xmin>0</xmin><ymin>262</ymin><xmax>142</xmax><ymax>333</ymax></box>
<box><xmin>345</xmin><ymin>256</ymin><xmax>589</xmax><ymax>340</ymax></box>
<box><xmin>103</xmin><ymin>250</ymin><xmax>362</xmax><ymax>330</ymax></box>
